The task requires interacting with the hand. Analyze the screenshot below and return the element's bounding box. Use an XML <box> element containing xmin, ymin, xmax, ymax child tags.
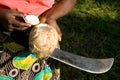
<box><xmin>39</xmin><ymin>0</ymin><xmax>76</xmax><ymax>41</ymax></box>
<box><xmin>0</xmin><ymin>9</ymin><xmax>31</xmax><ymax>31</ymax></box>
<box><xmin>40</xmin><ymin>11</ymin><xmax>62</xmax><ymax>41</ymax></box>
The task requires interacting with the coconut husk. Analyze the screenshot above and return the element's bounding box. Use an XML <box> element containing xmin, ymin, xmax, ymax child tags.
<box><xmin>29</xmin><ymin>24</ymin><xmax>59</xmax><ymax>58</ymax></box>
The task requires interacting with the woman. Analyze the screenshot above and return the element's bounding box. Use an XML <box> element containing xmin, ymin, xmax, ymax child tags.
<box><xmin>0</xmin><ymin>0</ymin><xmax>76</xmax><ymax>80</ymax></box>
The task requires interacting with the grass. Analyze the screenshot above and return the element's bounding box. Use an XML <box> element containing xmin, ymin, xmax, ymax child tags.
<box><xmin>57</xmin><ymin>0</ymin><xmax>120</xmax><ymax>80</ymax></box>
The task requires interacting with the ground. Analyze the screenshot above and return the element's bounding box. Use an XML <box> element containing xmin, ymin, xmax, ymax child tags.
<box><xmin>57</xmin><ymin>0</ymin><xmax>120</xmax><ymax>80</ymax></box>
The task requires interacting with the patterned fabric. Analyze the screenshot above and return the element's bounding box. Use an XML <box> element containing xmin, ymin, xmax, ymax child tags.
<box><xmin>0</xmin><ymin>32</ymin><xmax>60</xmax><ymax>80</ymax></box>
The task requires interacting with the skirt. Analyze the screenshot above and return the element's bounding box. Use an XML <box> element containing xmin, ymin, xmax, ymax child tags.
<box><xmin>0</xmin><ymin>31</ymin><xmax>60</xmax><ymax>80</ymax></box>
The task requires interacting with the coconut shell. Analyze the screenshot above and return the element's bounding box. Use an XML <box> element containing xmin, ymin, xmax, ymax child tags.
<box><xmin>29</xmin><ymin>24</ymin><xmax>59</xmax><ymax>58</ymax></box>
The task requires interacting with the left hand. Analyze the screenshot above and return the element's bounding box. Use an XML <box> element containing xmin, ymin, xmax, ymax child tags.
<box><xmin>39</xmin><ymin>11</ymin><xmax>62</xmax><ymax>41</ymax></box>
<box><xmin>39</xmin><ymin>0</ymin><xmax>76</xmax><ymax>41</ymax></box>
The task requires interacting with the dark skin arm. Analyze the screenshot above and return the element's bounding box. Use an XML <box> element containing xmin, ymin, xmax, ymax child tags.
<box><xmin>40</xmin><ymin>0</ymin><xmax>76</xmax><ymax>41</ymax></box>
<box><xmin>0</xmin><ymin>0</ymin><xmax>76</xmax><ymax>39</ymax></box>
<box><xmin>0</xmin><ymin>9</ymin><xmax>31</xmax><ymax>31</ymax></box>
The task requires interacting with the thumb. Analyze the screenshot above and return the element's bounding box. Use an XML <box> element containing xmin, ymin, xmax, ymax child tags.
<box><xmin>40</xmin><ymin>17</ymin><xmax>46</xmax><ymax>23</ymax></box>
<box><xmin>55</xmin><ymin>24</ymin><xmax>62</xmax><ymax>41</ymax></box>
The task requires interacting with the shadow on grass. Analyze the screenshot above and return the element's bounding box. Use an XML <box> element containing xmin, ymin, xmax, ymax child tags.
<box><xmin>56</xmin><ymin>0</ymin><xmax>120</xmax><ymax>80</ymax></box>
<box><xmin>57</xmin><ymin>10</ymin><xmax>120</xmax><ymax>80</ymax></box>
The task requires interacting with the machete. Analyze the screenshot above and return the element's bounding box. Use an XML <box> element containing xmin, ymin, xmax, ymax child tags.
<box><xmin>50</xmin><ymin>48</ymin><xmax>114</xmax><ymax>74</ymax></box>
<box><xmin>0</xmin><ymin>32</ymin><xmax>114</xmax><ymax>74</ymax></box>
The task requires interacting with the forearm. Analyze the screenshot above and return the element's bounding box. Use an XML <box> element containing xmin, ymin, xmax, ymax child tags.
<box><xmin>52</xmin><ymin>0</ymin><xmax>76</xmax><ymax>19</ymax></box>
<box><xmin>41</xmin><ymin>0</ymin><xmax>76</xmax><ymax>20</ymax></box>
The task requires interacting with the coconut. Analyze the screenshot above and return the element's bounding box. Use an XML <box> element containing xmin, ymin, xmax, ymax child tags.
<box><xmin>29</xmin><ymin>24</ymin><xmax>59</xmax><ymax>58</ymax></box>
<box><xmin>24</xmin><ymin>15</ymin><xmax>40</xmax><ymax>25</ymax></box>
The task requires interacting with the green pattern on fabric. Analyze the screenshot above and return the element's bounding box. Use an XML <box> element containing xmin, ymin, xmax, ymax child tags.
<box><xmin>43</xmin><ymin>66</ymin><xmax>52</xmax><ymax>80</ymax></box>
<box><xmin>0</xmin><ymin>75</ymin><xmax>14</xmax><ymax>80</ymax></box>
<box><xmin>33</xmin><ymin>65</ymin><xmax>52</xmax><ymax>80</ymax></box>
<box><xmin>13</xmin><ymin>51</ymin><xmax>37</xmax><ymax>70</ymax></box>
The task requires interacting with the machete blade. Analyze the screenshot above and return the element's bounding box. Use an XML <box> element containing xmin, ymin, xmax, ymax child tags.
<box><xmin>50</xmin><ymin>48</ymin><xmax>114</xmax><ymax>74</ymax></box>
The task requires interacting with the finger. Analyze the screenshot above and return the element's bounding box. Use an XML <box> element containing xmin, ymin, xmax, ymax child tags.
<box><xmin>49</xmin><ymin>23</ymin><xmax>62</xmax><ymax>41</ymax></box>
<box><xmin>46</xmin><ymin>20</ymin><xmax>62</xmax><ymax>41</ymax></box>
<box><xmin>40</xmin><ymin>17</ymin><xmax>46</xmax><ymax>23</ymax></box>
<box><xmin>7</xmin><ymin>25</ymin><xmax>14</xmax><ymax>31</ymax></box>
<box><xmin>8</xmin><ymin>28</ymin><xmax>14</xmax><ymax>31</ymax></box>
<box><xmin>54</xmin><ymin>24</ymin><xmax>62</xmax><ymax>41</ymax></box>
<box><xmin>12</xmin><ymin>19</ymin><xmax>31</xmax><ymax>27</ymax></box>
<box><xmin>12</xmin><ymin>10</ymin><xmax>25</xmax><ymax>18</ymax></box>
<box><xmin>14</xmin><ymin>26</ymin><xmax>30</xmax><ymax>31</ymax></box>
<box><xmin>11</xmin><ymin>20</ymin><xmax>32</xmax><ymax>31</ymax></box>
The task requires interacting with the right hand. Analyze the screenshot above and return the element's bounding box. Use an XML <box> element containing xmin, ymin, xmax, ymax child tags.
<box><xmin>0</xmin><ymin>9</ymin><xmax>31</xmax><ymax>31</ymax></box>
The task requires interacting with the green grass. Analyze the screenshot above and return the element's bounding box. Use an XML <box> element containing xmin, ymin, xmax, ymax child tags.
<box><xmin>57</xmin><ymin>0</ymin><xmax>120</xmax><ymax>80</ymax></box>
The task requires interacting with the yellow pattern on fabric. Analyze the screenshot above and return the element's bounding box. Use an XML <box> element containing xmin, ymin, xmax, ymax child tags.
<box><xmin>12</xmin><ymin>51</ymin><xmax>37</xmax><ymax>70</ymax></box>
<box><xmin>3</xmin><ymin>42</ymin><xmax>25</xmax><ymax>53</ymax></box>
<box><xmin>13</xmin><ymin>57</ymin><xmax>37</xmax><ymax>70</ymax></box>
<box><xmin>57</xmin><ymin>69</ymin><xmax>60</xmax><ymax>75</ymax></box>
<box><xmin>43</xmin><ymin>65</ymin><xmax>52</xmax><ymax>80</ymax></box>
<box><xmin>43</xmin><ymin>73</ymin><xmax>52</xmax><ymax>80</ymax></box>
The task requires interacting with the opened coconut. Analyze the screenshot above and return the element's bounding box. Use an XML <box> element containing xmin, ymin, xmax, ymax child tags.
<box><xmin>29</xmin><ymin>24</ymin><xmax>59</xmax><ymax>58</ymax></box>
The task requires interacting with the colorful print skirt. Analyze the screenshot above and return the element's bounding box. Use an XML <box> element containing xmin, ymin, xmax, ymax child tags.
<box><xmin>0</xmin><ymin>31</ymin><xmax>60</xmax><ymax>80</ymax></box>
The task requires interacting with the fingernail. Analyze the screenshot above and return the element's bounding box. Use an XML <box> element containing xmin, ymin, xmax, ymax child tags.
<box><xmin>58</xmin><ymin>35</ymin><xmax>61</xmax><ymax>41</ymax></box>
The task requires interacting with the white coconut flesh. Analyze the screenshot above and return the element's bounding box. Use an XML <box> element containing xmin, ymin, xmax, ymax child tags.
<box><xmin>24</xmin><ymin>15</ymin><xmax>40</xmax><ymax>25</ymax></box>
<box><xmin>29</xmin><ymin>24</ymin><xmax>59</xmax><ymax>58</ymax></box>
